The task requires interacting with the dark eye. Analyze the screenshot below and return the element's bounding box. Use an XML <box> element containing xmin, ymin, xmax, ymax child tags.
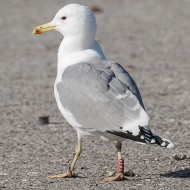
<box><xmin>62</xmin><ymin>16</ymin><xmax>67</xmax><ymax>20</ymax></box>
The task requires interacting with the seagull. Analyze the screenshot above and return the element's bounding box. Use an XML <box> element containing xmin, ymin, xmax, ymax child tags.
<box><xmin>33</xmin><ymin>3</ymin><xmax>174</xmax><ymax>182</ymax></box>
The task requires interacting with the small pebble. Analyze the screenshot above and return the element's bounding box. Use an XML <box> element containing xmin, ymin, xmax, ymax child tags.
<box><xmin>35</xmin><ymin>114</ymin><xmax>49</xmax><ymax>125</ymax></box>
<box><xmin>124</xmin><ymin>170</ymin><xmax>135</xmax><ymax>177</ymax></box>
<box><xmin>172</xmin><ymin>154</ymin><xmax>188</xmax><ymax>161</ymax></box>
<box><xmin>81</xmin><ymin>166</ymin><xmax>88</xmax><ymax>170</ymax></box>
<box><xmin>0</xmin><ymin>184</ymin><xmax>6</xmax><ymax>189</ymax></box>
<box><xmin>91</xmin><ymin>5</ymin><xmax>103</xmax><ymax>13</ymax></box>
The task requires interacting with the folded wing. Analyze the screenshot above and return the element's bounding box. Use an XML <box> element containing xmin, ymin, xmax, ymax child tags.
<box><xmin>56</xmin><ymin>60</ymin><xmax>150</xmax><ymax>142</ymax></box>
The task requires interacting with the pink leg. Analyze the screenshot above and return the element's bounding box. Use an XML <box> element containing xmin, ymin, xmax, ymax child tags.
<box><xmin>100</xmin><ymin>142</ymin><xmax>126</xmax><ymax>182</ymax></box>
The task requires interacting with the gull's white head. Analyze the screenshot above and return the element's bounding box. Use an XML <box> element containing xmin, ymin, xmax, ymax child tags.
<box><xmin>52</xmin><ymin>4</ymin><xmax>96</xmax><ymax>38</ymax></box>
<box><xmin>33</xmin><ymin>4</ymin><xmax>97</xmax><ymax>50</ymax></box>
<box><xmin>33</xmin><ymin>4</ymin><xmax>105</xmax><ymax>62</ymax></box>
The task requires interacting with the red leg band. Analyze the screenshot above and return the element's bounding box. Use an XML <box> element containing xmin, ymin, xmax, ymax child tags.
<box><xmin>118</xmin><ymin>159</ymin><xmax>124</xmax><ymax>173</ymax></box>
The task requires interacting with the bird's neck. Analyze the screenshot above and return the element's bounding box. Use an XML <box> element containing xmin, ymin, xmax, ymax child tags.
<box><xmin>58</xmin><ymin>35</ymin><xmax>94</xmax><ymax>59</ymax></box>
<box><xmin>57</xmin><ymin>36</ymin><xmax>105</xmax><ymax>71</ymax></box>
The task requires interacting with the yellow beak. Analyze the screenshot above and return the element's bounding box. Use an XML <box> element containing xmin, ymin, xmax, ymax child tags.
<box><xmin>33</xmin><ymin>22</ymin><xmax>56</xmax><ymax>35</ymax></box>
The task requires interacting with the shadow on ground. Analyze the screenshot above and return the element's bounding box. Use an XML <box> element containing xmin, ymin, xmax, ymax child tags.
<box><xmin>161</xmin><ymin>168</ymin><xmax>190</xmax><ymax>178</ymax></box>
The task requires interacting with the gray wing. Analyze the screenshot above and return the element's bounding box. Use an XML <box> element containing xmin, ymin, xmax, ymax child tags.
<box><xmin>56</xmin><ymin>59</ymin><xmax>149</xmax><ymax>137</ymax></box>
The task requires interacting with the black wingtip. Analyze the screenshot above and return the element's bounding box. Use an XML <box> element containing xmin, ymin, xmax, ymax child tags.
<box><xmin>105</xmin><ymin>126</ymin><xmax>174</xmax><ymax>148</ymax></box>
<box><xmin>105</xmin><ymin>130</ymin><xmax>147</xmax><ymax>144</ymax></box>
<box><xmin>154</xmin><ymin>135</ymin><xmax>174</xmax><ymax>148</ymax></box>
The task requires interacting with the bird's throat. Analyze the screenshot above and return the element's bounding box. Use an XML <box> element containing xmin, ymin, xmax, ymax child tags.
<box><xmin>58</xmin><ymin>35</ymin><xmax>95</xmax><ymax>59</ymax></box>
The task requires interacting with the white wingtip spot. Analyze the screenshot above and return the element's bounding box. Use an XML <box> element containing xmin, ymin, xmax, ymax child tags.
<box><xmin>140</xmin><ymin>135</ymin><xmax>144</xmax><ymax>139</ymax></box>
<box><xmin>167</xmin><ymin>143</ymin><xmax>174</xmax><ymax>149</ymax></box>
<box><xmin>161</xmin><ymin>142</ymin><xmax>166</xmax><ymax>147</ymax></box>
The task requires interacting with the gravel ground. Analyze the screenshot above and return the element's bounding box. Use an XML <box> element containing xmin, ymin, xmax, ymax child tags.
<box><xmin>0</xmin><ymin>0</ymin><xmax>190</xmax><ymax>189</ymax></box>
